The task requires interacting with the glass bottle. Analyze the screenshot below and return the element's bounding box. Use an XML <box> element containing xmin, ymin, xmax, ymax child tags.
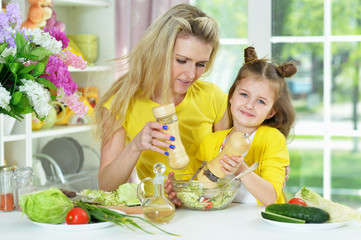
<box><xmin>14</xmin><ymin>166</ymin><xmax>36</xmax><ymax>211</ymax></box>
<box><xmin>0</xmin><ymin>166</ymin><xmax>15</xmax><ymax>211</ymax></box>
<box><xmin>152</xmin><ymin>103</ymin><xmax>189</xmax><ymax>169</ymax></box>
<box><xmin>137</xmin><ymin>163</ymin><xmax>175</xmax><ymax>224</ymax></box>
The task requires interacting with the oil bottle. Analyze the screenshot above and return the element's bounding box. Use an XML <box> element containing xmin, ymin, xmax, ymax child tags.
<box><xmin>137</xmin><ymin>163</ymin><xmax>175</xmax><ymax>224</ymax></box>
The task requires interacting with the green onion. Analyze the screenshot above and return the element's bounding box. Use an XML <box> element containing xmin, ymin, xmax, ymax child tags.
<box><xmin>75</xmin><ymin>201</ymin><xmax>180</xmax><ymax>236</ymax></box>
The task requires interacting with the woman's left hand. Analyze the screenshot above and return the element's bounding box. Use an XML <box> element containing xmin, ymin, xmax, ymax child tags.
<box><xmin>220</xmin><ymin>155</ymin><xmax>245</xmax><ymax>175</ymax></box>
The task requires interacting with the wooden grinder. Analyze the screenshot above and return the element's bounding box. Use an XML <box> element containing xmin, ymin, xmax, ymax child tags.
<box><xmin>196</xmin><ymin>132</ymin><xmax>251</xmax><ymax>189</ymax></box>
<box><xmin>152</xmin><ymin>104</ymin><xmax>190</xmax><ymax>170</ymax></box>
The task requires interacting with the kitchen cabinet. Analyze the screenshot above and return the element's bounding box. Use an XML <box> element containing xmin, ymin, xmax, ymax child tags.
<box><xmin>0</xmin><ymin>0</ymin><xmax>116</xmax><ymax>191</ymax></box>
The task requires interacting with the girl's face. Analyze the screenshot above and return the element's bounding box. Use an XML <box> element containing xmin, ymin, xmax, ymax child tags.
<box><xmin>229</xmin><ymin>76</ymin><xmax>276</xmax><ymax>134</ymax></box>
<box><xmin>171</xmin><ymin>35</ymin><xmax>212</xmax><ymax>101</ymax></box>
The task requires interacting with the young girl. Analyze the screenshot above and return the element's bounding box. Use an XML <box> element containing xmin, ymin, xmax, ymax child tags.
<box><xmin>194</xmin><ymin>46</ymin><xmax>297</xmax><ymax>206</ymax></box>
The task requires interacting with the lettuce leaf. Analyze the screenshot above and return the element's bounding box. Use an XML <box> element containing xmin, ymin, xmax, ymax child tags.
<box><xmin>295</xmin><ymin>186</ymin><xmax>361</xmax><ymax>223</ymax></box>
<box><xmin>116</xmin><ymin>183</ymin><xmax>140</xmax><ymax>206</ymax></box>
<box><xmin>80</xmin><ymin>183</ymin><xmax>140</xmax><ymax>206</ymax></box>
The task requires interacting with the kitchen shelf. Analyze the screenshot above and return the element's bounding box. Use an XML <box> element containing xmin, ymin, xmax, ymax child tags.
<box><xmin>3</xmin><ymin>125</ymin><xmax>91</xmax><ymax>142</ymax></box>
<box><xmin>68</xmin><ymin>65</ymin><xmax>111</xmax><ymax>73</ymax></box>
<box><xmin>53</xmin><ymin>0</ymin><xmax>111</xmax><ymax>7</ymax></box>
<box><xmin>31</xmin><ymin>125</ymin><xmax>91</xmax><ymax>139</ymax></box>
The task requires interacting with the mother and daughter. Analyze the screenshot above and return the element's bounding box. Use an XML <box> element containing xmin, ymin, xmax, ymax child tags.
<box><xmin>93</xmin><ymin>3</ymin><xmax>297</xmax><ymax>206</ymax></box>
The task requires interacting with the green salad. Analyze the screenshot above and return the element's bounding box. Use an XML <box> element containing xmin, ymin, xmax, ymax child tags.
<box><xmin>176</xmin><ymin>183</ymin><xmax>238</xmax><ymax>210</ymax></box>
<box><xmin>81</xmin><ymin>183</ymin><xmax>140</xmax><ymax>206</ymax></box>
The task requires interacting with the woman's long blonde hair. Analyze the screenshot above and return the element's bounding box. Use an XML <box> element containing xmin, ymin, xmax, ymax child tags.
<box><xmin>94</xmin><ymin>4</ymin><xmax>219</xmax><ymax>146</ymax></box>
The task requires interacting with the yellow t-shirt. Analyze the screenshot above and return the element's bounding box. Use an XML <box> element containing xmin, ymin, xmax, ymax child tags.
<box><xmin>104</xmin><ymin>80</ymin><xmax>227</xmax><ymax>192</ymax></box>
<box><xmin>196</xmin><ymin>125</ymin><xmax>289</xmax><ymax>204</ymax></box>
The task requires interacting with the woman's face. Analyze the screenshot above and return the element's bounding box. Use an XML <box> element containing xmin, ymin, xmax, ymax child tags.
<box><xmin>171</xmin><ymin>35</ymin><xmax>212</xmax><ymax>100</ymax></box>
<box><xmin>229</xmin><ymin>76</ymin><xmax>276</xmax><ymax>134</ymax></box>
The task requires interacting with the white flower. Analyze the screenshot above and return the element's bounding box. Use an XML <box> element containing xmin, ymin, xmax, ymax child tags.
<box><xmin>0</xmin><ymin>84</ymin><xmax>11</xmax><ymax>111</ymax></box>
<box><xmin>18</xmin><ymin>79</ymin><xmax>52</xmax><ymax>118</ymax></box>
<box><xmin>0</xmin><ymin>46</ymin><xmax>17</xmax><ymax>63</ymax></box>
<box><xmin>24</xmin><ymin>28</ymin><xmax>62</xmax><ymax>54</ymax></box>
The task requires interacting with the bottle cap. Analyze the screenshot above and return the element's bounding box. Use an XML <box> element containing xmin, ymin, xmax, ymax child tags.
<box><xmin>153</xmin><ymin>162</ymin><xmax>166</xmax><ymax>184</ymax></box>
<box><xmin>152</xmin><ymin>103</ymin><xmax>176</xmax><ymax>118</ymax></box>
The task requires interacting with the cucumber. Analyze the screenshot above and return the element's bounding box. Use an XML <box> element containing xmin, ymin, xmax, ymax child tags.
<box><xmin>261</xmin><ymin>211</ymin><xmax>306</xmax><ymax>224</ymax></box>
<box><xmin>265</xmin><ymin>204</ymin><xmax>330</xmax><ymax>223</ymax></box>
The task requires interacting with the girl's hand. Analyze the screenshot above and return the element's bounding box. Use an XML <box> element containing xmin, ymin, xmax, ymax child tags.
<box><xmin>165</xmin><ymin>172</ymin><xmax>182</xmax><ymax>206</ymax></box>
<box><xmin>221</xmin><ymin>155</ymin><xmax>245</xmax><ymax>175</ymax></box>
<box><xmin>133</xmin><ymin>121</ymin><xmax>175</xmax><ymax>155</ymax></box>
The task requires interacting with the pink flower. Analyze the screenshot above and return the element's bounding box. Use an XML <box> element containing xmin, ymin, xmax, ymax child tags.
<box><xmin>40</xmin><ymin>55</ymin><xmax>78</xmax><ymax>96</ymax></box>
<box><xmin>43</xmin><ymin>26</ymin><xmax>69</xmax><ymax>49</ymax></box>
<box><xmin>59</xmin><ymin>50</ymin><xmax>87</xmax><ymax>69</ymax></box>
<box><xmin>56</xmin><ymin>89</ymin><xmax>89</xmax><ymax>116</ymax></box>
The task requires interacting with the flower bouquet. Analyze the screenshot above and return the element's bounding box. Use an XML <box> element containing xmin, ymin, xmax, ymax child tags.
<box><xmin>0</xmin><ymin>3</ymin><xmax>88</xmax><ymax>121</ymax></box>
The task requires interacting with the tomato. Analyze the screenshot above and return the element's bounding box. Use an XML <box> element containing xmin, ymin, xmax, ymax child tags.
<box><xmin>288</xmin><ymin>198</ymin><xmax>307</xmax><ymax>206</ymax></box>
<box><xmin>202</xmin><ymin>198</ymin><xmax>214</xmax><ymax>210</ymax></box>
<box><xmin>66</xmin><ymin>207</ymin><xmax>89</xmax><ymax>225</ymax></box>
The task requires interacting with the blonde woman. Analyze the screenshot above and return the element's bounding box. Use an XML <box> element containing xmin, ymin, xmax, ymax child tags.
<box><xmin>94</xmin><ymin>4</ymin><xmax>229</xmax><ymax>192</ymax></box>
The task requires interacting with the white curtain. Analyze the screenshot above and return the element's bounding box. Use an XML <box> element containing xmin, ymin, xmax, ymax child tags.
<box><xmin>115</xmin><ymin>0</ymin><xmax>189</xmax><ymax>58</ymax></box>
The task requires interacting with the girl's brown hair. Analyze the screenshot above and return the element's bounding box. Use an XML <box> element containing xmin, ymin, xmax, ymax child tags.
<box><xmin>227</xmin><ymin>47</ymin><xmax>297</xmax><ymax>138</ymax></box>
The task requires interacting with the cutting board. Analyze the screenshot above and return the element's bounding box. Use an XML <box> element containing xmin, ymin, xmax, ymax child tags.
<box><xmin>102</xmin><ymin>205</ymin><xmax>143</xmax><ymax>214</ymax></box>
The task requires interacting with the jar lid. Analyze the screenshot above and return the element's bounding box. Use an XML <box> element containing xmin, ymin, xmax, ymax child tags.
<box><xmin>152</xmin><ymin>103</ymin><xmax>176</xmax><ymax>118</ymax></box>
<box><xmin>0</xmin><ymin>165</ymin><xmax>14</xmax><ymax>172</ymax></box>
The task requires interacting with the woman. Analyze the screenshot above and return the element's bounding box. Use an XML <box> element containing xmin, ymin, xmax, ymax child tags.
<box><xmin>94</xmin><ymin>4</ymin><xmax>229</xmax><ymax>192</ymax></box>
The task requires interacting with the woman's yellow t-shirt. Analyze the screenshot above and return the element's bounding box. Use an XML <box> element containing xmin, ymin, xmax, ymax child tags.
<box><xmin>196</xmin><ymin>125</ymin><xmax>289</xmax><ymax>204</ymax></box>
<box><xmin>104</xmin><ymin>80</ymin><xmax>227</xmax><ymax>192</ymax></box>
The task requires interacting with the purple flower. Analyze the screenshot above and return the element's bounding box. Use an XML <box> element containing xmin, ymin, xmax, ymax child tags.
<box><xmin>40</xmin><ymin>55</ymin><xmax>78</xmax><ymax>96</ymax></box>
<box><xmin>43</xmin><ymin>27</ymin><xmax>69</xmax><ymax>49</ymax></box>
<box><xmin>5</xmin><ymin>3</ymin><xmax>21</xmax><ymax>29</ymax></box>
<box><xmin>0</xmin><ymin>3</ymin><xmax>21</xmax><ymax>47</ymax></box>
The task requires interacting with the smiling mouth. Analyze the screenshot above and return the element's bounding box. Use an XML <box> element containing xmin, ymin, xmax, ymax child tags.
<box><xmin>241</xmin><ymin>110</ymin><xmax>253</xmax><ymax>117</ymax></box>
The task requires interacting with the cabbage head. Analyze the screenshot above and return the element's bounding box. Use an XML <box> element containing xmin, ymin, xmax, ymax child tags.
<box><xmin>20</xmin><ymin>187</ymin><xmax>74</xmax><ymax>224</ymax></box>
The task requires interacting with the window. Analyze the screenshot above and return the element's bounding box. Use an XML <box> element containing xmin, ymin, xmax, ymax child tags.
<box><xmin>193</xmin><ymin>0</ymin><xmax>361</xmax><ymax>208</ymax></box>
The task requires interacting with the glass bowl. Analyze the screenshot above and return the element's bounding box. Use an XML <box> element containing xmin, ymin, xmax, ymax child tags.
<box><xmin>170</xmin><ymin>173</ymin><xmax>241</xmax><ymax>211</ymax></box>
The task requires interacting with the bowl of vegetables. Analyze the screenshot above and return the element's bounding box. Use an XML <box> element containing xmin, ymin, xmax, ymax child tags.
<box><xmin>170</xmin><ymin>174</ymin><xmax>241</xmax><ymax>210</ymax></box>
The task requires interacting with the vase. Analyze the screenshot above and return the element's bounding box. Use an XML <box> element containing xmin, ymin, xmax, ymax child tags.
<box><xmin>2</xmin><ymin>115</ymin><xmax>16</xmax><ymax>136</ymax></box>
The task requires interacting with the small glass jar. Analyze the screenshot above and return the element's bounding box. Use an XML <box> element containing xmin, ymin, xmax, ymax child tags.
<box><xmin>0</xmin><ymin>166</ymin><xmax>15</xmax><ymax>211</ymax></box>
<box><xmin>14</xmin><ymin>166</ymin><xmax>36</xmax><ymax>211</ymax></box>
<box><xmin>152</xmin><ymin>103</ymin><xmax>189</xmax><ymax>169</ymax></box>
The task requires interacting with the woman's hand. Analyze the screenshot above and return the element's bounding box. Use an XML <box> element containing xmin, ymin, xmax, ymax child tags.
<box><xmin>165</xmin><ymin>172</ymin><xmax>182</xmax><ymax>206</ymax></box>
<box><xmin>132</xmin><ymin>121</ymin><xmax>175</xmax><ymax>155</ymax></box>
<box><xmin>220</xmin><ymin>155</ymin><xmax>245</xmax><ymax>175</ymax></box>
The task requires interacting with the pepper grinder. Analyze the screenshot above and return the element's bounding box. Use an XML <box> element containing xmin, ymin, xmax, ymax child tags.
<box><xmin>197</xmin><ymin>132</ymin><xmax>251</xmax><ymax>189</ymax></box>
<box><xmin>152</xmin><ymin>103</ymin><xmax>189</xmax><ymax>169</ymax></box>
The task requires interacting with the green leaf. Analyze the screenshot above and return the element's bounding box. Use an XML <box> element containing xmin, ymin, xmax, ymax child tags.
<box><xmin>14</xmin><ymin>31</ymin><xmax>27</xmax><ymax>52</ymax></box>
<box><xmin>20</xmin><ymin>73</ymin><xmax>35</xmax><ymax>81</ymax></box>
<box><xmin>36</xmin><ymin>77</ymin><xmax>57</xmax><ymax>90</ymax></box>
<box><xmin>29</xmin><ymin>47</ymin><xmax>53</xmax><ymax>61</ymax></box>
<box><xmin>33</xmin><ymin>62</ymin><xmax>45</xmax><ymax>77</ymax></box>
<box><xmin>0</xmin><ymin>42</ymin><xmax>9</xmax><ymax>54</ymax></box>
<box><xmin>11</xmin><ymin>92</ymin><xmax>23</xmax><ymax>105</ymax></box>
<box><xmin>18</xmin><ymin>64</ymin><xmax>37</xmax><ymax>74</ymax></box>
<box><xmin>10</xmin><ymin>62</ymin><xmax>20</xmax><ymax>74</ymax></box>
<box><xmin>0</xmin><ymin>63</ymin><xmax>3</xmax><ymax>73</ymax></box>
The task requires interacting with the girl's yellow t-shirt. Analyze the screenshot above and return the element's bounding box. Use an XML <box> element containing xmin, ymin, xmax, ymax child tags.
<box><xmin>196</xmin><ymin>126</ymin><xmax>289</xmax><ymax>204</ymax></box>
<box><xmin>104</xmin><ymin>80</ymin><xmax>227</xmax><ymax>192</ymax></box>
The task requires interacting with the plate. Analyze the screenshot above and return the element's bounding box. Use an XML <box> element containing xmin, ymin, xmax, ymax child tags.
<box><xmin>30</xmin><ymin>220</ymin><xmax>113</xmax><ymax>231</ymax></box>
<box><xmin>262</xmin><ymin>218</ymin><xmax>351</xmax><ymax>230</ymax></box>
<box><xmin>41</xmin><ymin>137</ymin><xmax>84</xmax><ymax>176</ymax></box>
<box><xmin>28</xmin><ymin>210</ymin><xmax>125</xmax><ymax>231</ymax></box>
<box><xmin>64</xmin><ymin>137</ymin><xmax>84</xmax><ymax>172</ymax></box>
